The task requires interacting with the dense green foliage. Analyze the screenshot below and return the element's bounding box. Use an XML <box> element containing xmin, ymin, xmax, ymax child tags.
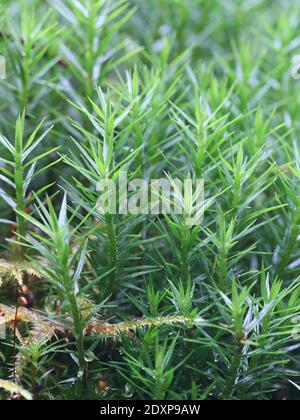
<box><xmin>0</xmin><ymin>0</ymin><xmax>300</xmax><ymax>400</ymax></box>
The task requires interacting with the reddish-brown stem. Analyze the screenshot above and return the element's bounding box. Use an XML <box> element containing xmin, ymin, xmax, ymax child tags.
<box><xmin>12</xmin><ymin>293</ymin><xmax>19</xmax><ymax>383</ymax></box>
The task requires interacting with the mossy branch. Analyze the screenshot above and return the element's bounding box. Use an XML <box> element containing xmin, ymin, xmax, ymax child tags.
<box><xmin>0</xmin><ymin>303</ymin><xmax>203</xmax><ymax>384</ymax></box>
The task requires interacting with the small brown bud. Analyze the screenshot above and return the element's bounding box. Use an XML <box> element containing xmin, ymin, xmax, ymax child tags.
<box><xmin>21</xmin><ymin>285</ymin><xmax>29</xmax><ymax>294</ymax></box>
<box><xmin>96</xmin><ymin>380</ymin><xmax>108</xmax><ymax>391</ymax></box>
<box><xmin>18</xmin><ymin>296</ymin><xmax>28</xmax><ymax>307</ymax></box>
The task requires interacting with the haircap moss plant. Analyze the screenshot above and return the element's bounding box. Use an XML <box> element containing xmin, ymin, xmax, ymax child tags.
<box><xmin>0</xmin><ymin>0</ymin><xmax>300</xmax><ymax>401</ymax></box>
